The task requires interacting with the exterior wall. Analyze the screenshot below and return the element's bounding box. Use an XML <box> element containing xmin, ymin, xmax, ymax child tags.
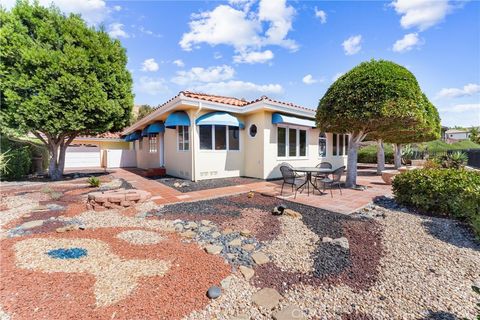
<box><xmin>71</xmin><ymin>139</ymin><xmax>129</xmax><ymax>167</ymax></box>
<box><xmin>261</xmin><ymin>111</ymin><xmax>347</xmax><ymax>180</ymax></box>
<box><xmin>243</xmin><ymin>111</ymin><xmax>266</xmax><ymax>179</ymax></box>
<box><xmin>135</xmin><ymin>135</ymin><xmax>162</xmax><ymax>169</ymax></box>
<box><xmin>446</xmin><ymin>132</ymin><xmax>469</xmax><ymax>140</ymax></box>
<box><xmin>164</xmin><ymin>124</ymin><xmax>192</xmax><ymax>180</ymax></box>
<box><xmin>193</xmin><ymin>110</ymin><xmax>245</xmax><ymax>180</ymax></box>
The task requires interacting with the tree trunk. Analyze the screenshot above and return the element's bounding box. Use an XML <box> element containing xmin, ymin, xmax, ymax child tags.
<box><xmin>48</xmin><ymin>143</ymin><xmax>62</xmax><ymax>180</ymax></box>
<box><xmin>345</xmin><ymin>133</ymin><xmax>363</xmax><ymax>188</ymax></box>
<box><xmin>393</xmin><ymin>143</ymin><xmax>402</xmax><ymax>169</ymax></box>
<box><xmin>44</xmin><ymin>134</ymin><xmax>76</xmax><ymax>180</ymax></box>
<box><xmin>376</xmin><ymin>139</ymin><xmax>385</xmax><ymax>175</ymax></box>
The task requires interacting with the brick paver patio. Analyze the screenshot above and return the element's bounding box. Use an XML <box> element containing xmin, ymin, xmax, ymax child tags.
<box><xmin>112</xmin><ymin>168</ymin><xmax>392</xmax><ymax>214</ymax></box>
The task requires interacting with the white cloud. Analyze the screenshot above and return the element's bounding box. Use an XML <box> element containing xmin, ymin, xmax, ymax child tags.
<box><xmin>179</xmin><ymin>0</ymin><xmax>297</xmax><ymax>63</ymax></box>
<box><xmin>214</xmin><ymin>52</ymin><xmax>223</xmax><ymax>60</ymax></box>
<box><xmin>391</xmin><ymin>0</ymin><xmax>452</xmax><ymax>31</ymax></box>
<box><xmin>172</xmin><ymin>65</ymin><xmax>235</xmax><ymax>85</ymax></box>
<box><xmin>113</xmin><ymin>5</ymin><xmax>122</xmax><ymax>11</ymax></box>
<box><xmin>302</xmin><ymin>74</ymin><xmax>317</xmax><ymax>85</ymax></box>
<box><xmin>107</xmin><ymin>23</ymin><xmax>129</xmax><ymax>39</ymax></box>
<box><xmin>437</xmin><ymin>83</ymin><xmax>480</xmax><ymax>98</ymax></box>
<box><xmin>138</xmin><ymin>26</ymin><xmax>162</xmax><ymax>38</ymax></box>
<box><xmin>141</xmin><ymin>58</ymin><xmax>159</xmax><ymax>72</ymax></box>
<box><xmin>136</xmin><ymin>77</ymin><xmax>168</xmax><ymax>95</ymax></box>
<box><xmin>445</xmin><ymin>103</ymin><xmax>480</xmax><ymax>113</ymax></box>
<box><xmin>393</xmin><ymin>33</ymin><xmax>422</xmax><ymax>52</ymax></box>
<box><xmin>1</xmin><ymin>0</ymin><xmax>108</xmax><ymax>25</ymax></box>
<box><xmin>233</xmin><ymin>50</ymin><xmax>274</xmax><ymax>64</ymax></box>
<box><xmin>192</xmin><ymin>80</ymin><xmax>283</xmax><ymax>100</ymax></box>
<box><xmin>173</xmin><ymin>59</ymin><xmax>185</xmax><ymax>68</ymax></box>
<box><xmin>314</xmin><ymin>7</ymin><xmax>327</xmax><ymax>24</ymax></box>
<box><xmin>342</xmin><ymin>35</ymin><xmax>362</xmax><ymax>55</ymax></box>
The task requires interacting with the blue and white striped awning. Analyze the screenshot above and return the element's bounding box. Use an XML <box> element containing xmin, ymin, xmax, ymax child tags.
<box><xmin>272</xmin><ymin>113</ymin><xmax>316</xmax><ymax>128</ymax></box>
<box><xmin>165</xmin><ymin>111</ymin><xmax>190</xmax><ymax>128</ymax></box>
<box><xmin>195</xmin><ymin>111</ymin><xmax>245</xmax><ymax>129</ymax></box>
<box><xmin>146</xmin><ymin>121</ymin><xmax>165</xmax><ymax>134</ymax></box>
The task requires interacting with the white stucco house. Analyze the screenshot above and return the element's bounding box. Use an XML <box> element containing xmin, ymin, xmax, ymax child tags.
<box><xmin>444</xmin><ymin>129</ymin><xmax>470</xmax><ymax>142</ymax></box>
<box><xmin>121</xmin><ymin>91</ymin><xmax>348</xmax><ymax>181</ymax></box>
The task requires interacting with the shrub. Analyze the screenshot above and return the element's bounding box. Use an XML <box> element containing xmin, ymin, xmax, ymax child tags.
<box><xmin>87</xmin><ymin>176</ymin><xmax>101</xmax><ymax>188</ymax></box>
<box><xmin>1</xmin><ymin>146</ymin><xmax>31</xmax><ymax>180</ymax></box>
<box><xmin>393</xmin><ymin>168</ymin><xmax>480</xmax><ymax>238</ymax></box>
<box><xmin>434</xmin><ymin>151</ymin><xmax>468</xmax><ymax>169</ymax></box>
<box><xmin>358</xmin><ymin>144</ymin><xmax>394</xmax><ymax>164</ymax></box>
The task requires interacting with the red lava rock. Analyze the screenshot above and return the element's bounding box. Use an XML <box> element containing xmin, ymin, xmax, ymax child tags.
<box><xmin>0</xmin><ymin>228</ymin><xmax>231</xmax><ymax>320</ymax></box>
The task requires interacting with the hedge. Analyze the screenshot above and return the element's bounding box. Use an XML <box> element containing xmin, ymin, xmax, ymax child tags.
<box><xmin>358</xmin><ymin>144</ymin><xmax>394</xmax><ymax>164</ymax></box>
<box><xmin>392</xmin><ymin>168</ymin><xmax>480</xmax><ymax>238</ymax></box>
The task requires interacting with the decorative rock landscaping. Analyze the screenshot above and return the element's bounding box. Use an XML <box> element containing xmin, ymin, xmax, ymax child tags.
<box><xmin>86</xmin><ymin>189</ymin><xmax>151</xmax><ymax>210</ymax></box>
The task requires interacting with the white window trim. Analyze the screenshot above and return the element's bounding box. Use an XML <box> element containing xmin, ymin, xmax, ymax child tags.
<box><xmin>198</xmin><ymin>125</ymin><xmax>241</xmax><ymax>153</ymax></box>
<box><xmin>276</xmin><ymin>125</ymin><xmax>309</xmax><ymax>160</ymax></box>
<box><xmin>177</xmin><ymin>126</ymin><xmax>190</xmax><ymax>152</ymax></box>
<box><xmin>332</xmin><ymin>133</ymin><xmax>349</xmax><ymax>157</ymax></box>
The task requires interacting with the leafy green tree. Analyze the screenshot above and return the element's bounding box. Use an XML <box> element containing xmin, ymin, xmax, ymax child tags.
<box><xmin>316</xmin><ymin>59</ymin><xmax>429</xmax><ymax>187</ymax></box>
<box><xmin>136</xmin><ymin>104</ymin><xmax>154</xmax><ymax>122</ymax></box>
<box><xmin>470</xmin><ymin>127</ymin><xmax>480</xmax><ymax>144</ymax></box>
<box><xmin>0</xmin><ymin>1</ymin><xmax>133</xmax><ymax>180</ymax></box>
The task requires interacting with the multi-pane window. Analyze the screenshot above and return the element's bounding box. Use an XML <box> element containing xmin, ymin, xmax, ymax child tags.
<box><xmin>318</xmin><ymin>132</ymin><xmax>327</xmax><ymax>157</ymax></box>
<box><xmin>177</xmin><ymin>126</ymin><xmax>189</xmax><ymax>151</ymax></box>
<box><xmin>199</xmin><ymin>125</ymin><xmax>240</xmax><ymax>151</ymax></box>
<box><xmin>333</xmin><ymin>133</ymin><xmax>349</xmax><ymax>156</ymax></box>
<box><xmin>148</xmin><ymin>134</ymin><xmax>158</xmax><ymax>153</ymax></box>
<box><xmin>277</xmin><ymin>126</ymin><xmax>307</xmax><ymax>158</ymax></box>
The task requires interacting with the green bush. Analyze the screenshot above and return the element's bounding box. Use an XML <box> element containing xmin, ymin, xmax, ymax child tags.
<box><xmin>358</xmin><ymin>144</ymin><xmax>394</xmax><ymax>164</ymax></box>
<box><xmin>433</xmin><ymin>151</ymin><xmax>468</xmax><ymax>169</ymax></box>
<box><xmin>393</xmin><ymin>168</ymin><xmax>480</xmax><ymax>238</ymax></box>
<box><xmin>87</xmin><ymin>176</ymin><xmax>101</xmax><ymax>188</ymax></box>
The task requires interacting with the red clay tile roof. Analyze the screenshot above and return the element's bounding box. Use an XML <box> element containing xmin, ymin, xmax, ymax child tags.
<box><xmin>181</xmin><ymin>91</ymin><xmax>249</xmax><ymax>107</ymax></box>
<box><xmin>77</xmin><ymin>132</ymin><xmax>123</xmax><ymax>140</ymax></box>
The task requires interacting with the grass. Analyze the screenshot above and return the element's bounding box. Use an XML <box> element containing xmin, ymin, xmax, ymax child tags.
<box><xmin>423</xmin><ymin>140</ymin><xmax>480</xmax><ymax>152</ymax></box>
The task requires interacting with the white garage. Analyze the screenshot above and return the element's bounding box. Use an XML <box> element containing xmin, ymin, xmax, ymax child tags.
<box><xmin>65</xmin><ymin>144</ymin><xmax>101</xmax><ymax>168</ymax></box>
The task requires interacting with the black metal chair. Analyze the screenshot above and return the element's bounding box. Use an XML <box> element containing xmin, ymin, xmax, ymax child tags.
<box><xmin>317</xmin><ymin>166</ymin><xmax>345</xmax><ymax>197</ymax></box>
<box><xmin>279</xmin><ymin>165</ymin><xmax>303</xmax><ymax>198</ymax></box>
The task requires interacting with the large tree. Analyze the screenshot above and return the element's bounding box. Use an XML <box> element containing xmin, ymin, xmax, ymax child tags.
<box><xmin>0</xmin><ymin>1</ymin><xmax>133</xmax><ymax>180</ymax></box>
<box><xmin>316</xmin><ymin>59</ymin><xmax>428</xmax><ymax>187</ymax></box>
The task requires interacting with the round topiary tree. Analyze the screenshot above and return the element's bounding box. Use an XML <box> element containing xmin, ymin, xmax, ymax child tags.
<box><xmin>316</xmin><ymin>59</ymin><xmax>428</xmax><ymax>187</ymax></box>
<box><xmin>384</xmin><ymin>93</ymin><xmax>441</xmax><ymax>168</ymax></box>
<box><xmin>0</xmin><ymin>1</ymin><xmax>133</xmax><ymax>180</ymax></box>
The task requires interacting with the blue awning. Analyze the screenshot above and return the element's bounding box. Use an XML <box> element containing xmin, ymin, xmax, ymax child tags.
<box><xmin>146</xmin><ymin>121</ymin><xmax>165</xmax><ymax>134</ymax></box>
<box><xmin>165</xmin><ymin>111</ymin><xmax>190</xmax><ymax>128</ymax></box>
<box><xmin>141</xmin><ymin>128</ymin><xmax>149</xmax><ymax>137</ymax></box>
<box><xmin>124</xmin><ymin>130</ymin><xmax>141</xmax><ymax>141</ymax></box>
<box><xmin>195</xmin><ymin>112</ymin><xmax>245</xmax><ymax>129</ymax></box>
<box><xmin>272</xmin><ymin>113</ymin><xmax>316</xmax><ymax>128</ymax></box>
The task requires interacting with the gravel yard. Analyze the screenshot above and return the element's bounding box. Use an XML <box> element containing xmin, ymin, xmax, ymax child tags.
<box><xmin>0</xmin><ymin>177</ymin><xmax>478</xmax><ymax>319</ymax></box>
<box><xmin>153</xmin><ymin>176</ymin><xmax>263</xmax><ymax>193</ymax></box>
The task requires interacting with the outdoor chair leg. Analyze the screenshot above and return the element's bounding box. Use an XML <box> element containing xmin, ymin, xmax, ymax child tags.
<box><xmin>281</xmin><ymin>182</ymin><xmax>284</xmax><ymax>196</ymax></box>
<box><xmin>330</xmin><ymin>184</ymin><xmax>333</xmax><ymax>198</ymax></box>
<box><xmin>338</xmin><ymin>184</ymin><xmax>342</xmax><ymax>195</ymax></box>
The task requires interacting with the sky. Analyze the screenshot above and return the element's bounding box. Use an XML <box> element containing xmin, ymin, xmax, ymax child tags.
<box><xmin>2</xmin><ymin>0</ymin><xmax>480</xmax><ymax>128</ymax></box>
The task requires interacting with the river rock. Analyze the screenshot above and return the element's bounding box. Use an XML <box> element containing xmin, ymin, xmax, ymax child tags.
<box><xmin>252</xmin><ymin>288</ymin><xmax>282</xmax><ymax>309</ymax></box>
<box><xmin>205</xmin><ymin>245</ymin><xmax>223</xmax><ymax>255</ymax></box>
<box><xmin>252</xmin><ymin>252</ymin><xmax>270</xmax><ymax>265</ymax></box>
<box><xmin>239</xmin><ymin>266</ymin><xmax>254</xmax><ymax>280</ymax></box>
<box><xmin>207</xmin><ymin>286</ymin><xmax>221</xmax><ymax>299</ymax></box>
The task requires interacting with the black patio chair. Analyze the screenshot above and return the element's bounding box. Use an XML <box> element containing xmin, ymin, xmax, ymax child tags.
<box><xmin>279</xmin><ymin>165</ymin><xmax>303</xmax><ymax>198</ymax></box>
<box><xmin>317</xmin><ymin>166</ymin><xmax>345</xmax><ymax>197</ymax></box>
<box><xmin>313</xmin><ymin>162</ymin><xmax>332</xmax><ymax>182</ymax></box>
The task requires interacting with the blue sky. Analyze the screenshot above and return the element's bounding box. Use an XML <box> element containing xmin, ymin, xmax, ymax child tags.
<box><xmin>2</xmin><ymin>0</ymin><xmax>480</xmax><ymax>127</ymax></box>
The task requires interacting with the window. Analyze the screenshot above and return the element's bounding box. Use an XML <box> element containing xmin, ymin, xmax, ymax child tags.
<box><xmin>199</xmin><ymin>125</ymin><xmax>212</xmax><ymax>150</ymax></box>
<box><xmin>199</xmin><ymin>125</ymin><xmax>240</xmax><ymax>151</ymax></box>
<box><xmin>277</xmin><ymin>127</ymin><xmax>286</xmax><ymax>157</ymax></box>
<box><xmin>249</xmin><ymin>124</ymin><xmax>257</xmax><ymax>137</ymax></box>
<box><xmin>277</xmin><ymin>126</ymin><xmax>307</xmax><ymax>158</ymax></box>
<box><xmin>148</xmin><ymin>134</ymin><xmax>158</xmax><ymax>153</ymax></box>
<box><xmin>177</xmin><ymin>126</ymin><xmax>189</xmax><ymax>151</ymax></box>
<box><xmin>215</xmin><ymin>125</ymin><xmax>227</xmax><ymax>150</ymax></box>
<box><xmin>318</xmin><ymin>132</ymin><xmax>327</xmax><ymax>157</ymax></box>
<box><xmin>229</xmin><ymin>126</ymin><xmax>240</xmax><ymax>150</ymax></box>
<box><xmin>332</xmin><ymin>133</ymin><xmax>349</xmax><ymax>156</ymax></box>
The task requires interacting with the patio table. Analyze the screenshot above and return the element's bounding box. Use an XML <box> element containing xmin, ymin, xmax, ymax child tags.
<box><xmin>292</xmin><ymin>167</ymin><xmax>334</xmax><ymax>196</ymax></box>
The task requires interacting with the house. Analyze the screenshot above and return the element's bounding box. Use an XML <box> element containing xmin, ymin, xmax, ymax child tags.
<box><xmin>66</xmin><ymin>132</ymin><xmax>134</xmax><ymax>169</ymax></box>
<box><xmin>444</xmin><ymin>129</ymin><xmax>470</xmax><ymax>143</ymax></box>
<box><xmin>121</xmin><ymin>91</ymin><xmax>348</xmax><ymax>181</ymax></box>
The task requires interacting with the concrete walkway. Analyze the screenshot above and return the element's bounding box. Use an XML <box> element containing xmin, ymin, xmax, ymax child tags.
<box><xmin>112</xmin><ymin>168</ymin><xmax>392</xmax><ymax>214</ymax></box>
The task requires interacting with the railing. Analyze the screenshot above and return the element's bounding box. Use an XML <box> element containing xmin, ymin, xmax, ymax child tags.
<box><xmin>410</xmin><ymin>149</ymin><xmax>480</xmax><ymax>168</ymax></box>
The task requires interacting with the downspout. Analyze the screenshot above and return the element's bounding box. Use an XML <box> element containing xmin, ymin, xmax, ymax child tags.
<box><xmin>191</xmin><ymin>101</ymin><xmax>203</xmax><ymax>182</ymax></box>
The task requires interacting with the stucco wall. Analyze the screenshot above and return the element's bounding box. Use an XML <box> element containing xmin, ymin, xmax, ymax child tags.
<box><xmin>164</xmin><ymin>126</ymin><xmax>192</xmax><ymax>180</ymax></box>
<box><xmin>243</xmin><ymin>111</ymin><xmax>265</xmax><ymax>179</ymax></box>
<box><xmin>134</xmin><ymin>135</ymin><xmax>162</xmax><ymax>169</ymax></box>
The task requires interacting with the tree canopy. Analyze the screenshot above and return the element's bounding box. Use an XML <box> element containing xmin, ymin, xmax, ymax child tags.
<box><xmin>316</xmin><ymin>59</ymin><xmax>436</xmax><ymax>187</ymax></box>
<box><xmin>0</xmin><ymin>1</ymin><xmax>133</xmax><ymax>179</ymax></box>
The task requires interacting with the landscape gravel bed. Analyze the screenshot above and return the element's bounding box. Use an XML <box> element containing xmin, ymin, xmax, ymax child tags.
<box><xmin>153</xmin><ymin>176</ymin><xmax>262</xmax><ymax>193</ymax></box>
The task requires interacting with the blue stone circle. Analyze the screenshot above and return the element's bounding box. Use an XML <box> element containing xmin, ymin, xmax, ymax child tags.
<box><xmin>47</xmin><ymin>248</ymin><xmax>88</xmax><ymax>259</ymax></box>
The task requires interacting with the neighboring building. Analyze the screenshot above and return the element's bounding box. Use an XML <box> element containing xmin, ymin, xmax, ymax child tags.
<box><xmin>444</xmin><ymin>129</ymin><xmax>470</xmax><ymax>143</ymax></box>
<box><xmin>66</xmin><ymin>132</ymin><xmax>133</xmax><ymax>169</ymax></box>
<box><xmin>121</xmin><ymin>91</ymin><xmax>348</xmax><ymax>181</ymax></box>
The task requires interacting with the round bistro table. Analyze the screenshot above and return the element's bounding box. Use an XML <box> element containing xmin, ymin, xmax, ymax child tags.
<box><xmin>292</xmin><ymin>167</ymin><xmax>334</xmax><ymax>196</ymax></box>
